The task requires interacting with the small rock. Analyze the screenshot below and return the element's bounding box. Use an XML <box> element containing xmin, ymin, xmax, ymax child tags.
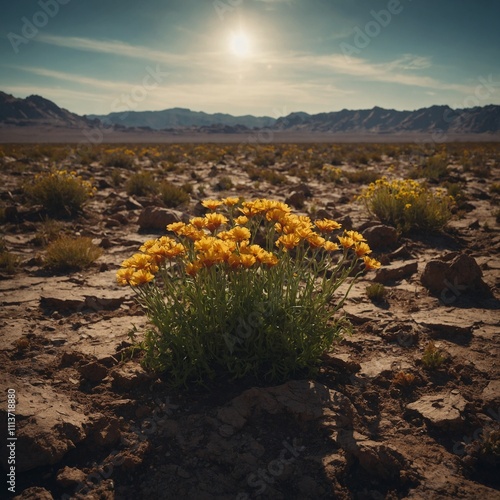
<box><xmin>338</xmin><ymin>431</ymin><xmax>407</xmax><ymax>480</ymax></box>
<box><xmin>138</xmin><ymin>206</ymin><xmax>183</xmax><ymax>231</ymax></box>
<box><xmin>13</xmin><ymin>487</ymin><xmax>54</xmax><ymax>500</ymax></box>
<box><xmin>373</xmin><ymin>260</ymin><xmax>418</xmax><ymax>283</ymax></box>
<box><xmin>322</xmin><ymin>353</ymin><xmax>361</xmax><ymax>373</ymax></box>
<box><xmin>359</xmin><ymin>356</ymin><xmax>411</xmax><ymax>379</ymax></box>
<box><xmin>285</xmin><ymin>191</ymin><xmax>306</xmax><ymax>209</ymax></box>
<box><xmin>363</xmin><ymin>224</ymin><xmax>398</xmax><ymax>249</ymax></box>
<box><xmin>56</xmin><ymin>466</ymin><xmax>87</xmax><ymax>487</ymax></box>
<box><xmin>406</xmin><ymin>392</ymin><xmax>467</xmax><ymax>428</ymax></box>
<box><xmin>482</xmin><ymin>380</ymin><xmax>500</xmax><ymax>407</ymax></box>
<box><xmin>295</xmin><ymin>183</ymin><xmax>313</xmax><ymax>197</ymax></box>
<box><xmin>111</xmin><ymin>362</ymin><xmax>150</xmax><ymax>390</ymax></box>
<box><xmin>421</xmin><ymin>252</ymin><xmax>490</xmax><ymax>297</ymax></box>
<box><xmin>78</xmin><ymin>361</ymin><xmax>108</xmax><ymax>382</ymax></box>
<box><xmin>125</xmin><ymin>196</ymin><xmax>143</xmax><ymax>210</ymax></box>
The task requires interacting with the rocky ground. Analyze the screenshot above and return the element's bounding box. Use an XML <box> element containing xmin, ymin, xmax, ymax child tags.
<box><xmin>0</xmin><ymin>143</ymin><xmax>499</xmax><ymax>499</ymax></box>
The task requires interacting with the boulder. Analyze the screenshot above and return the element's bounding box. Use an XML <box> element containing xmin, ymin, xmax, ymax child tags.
<box><xmin>373</xmin><ymin>260</ymin><xmax>418</xmax><ymax>283</ymax></box>
<box><xmin>421</xmin><ymin>252</ymin><xmax>490</xmax><ymax>299</ymax></box>
<box><xmin>138</xmin><ymin>207</ymin><xmax>183</xmax><ymax>231</ymax></box>
<box><xmin>363</xmin><ymin>224</ymin><xmax>398</xmax><ymax>249</ymax></box>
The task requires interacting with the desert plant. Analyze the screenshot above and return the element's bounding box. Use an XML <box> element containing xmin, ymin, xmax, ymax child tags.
<box><xmin>366</xmin><ymin>283</ymin><xmax>386</xmax><ymax>301</ymax></box>
<box><xmin>246</xmin><ymin>166</ymin><xmax>287</xmax><ymax>185</ymax></box>
<box><xmin>0</xmin><ymin>240</ymin><xmax>19</xmax><ymax>274</ymax></box>
<box><xmin>409</xmin><ymin>153</ymin><xmax>448</xmax><ymax>181</ymax></box>
<box><xmin>159</xmin><ymin>181</ymin><xmax>190</xmax><ymax>208</ymax></box>
<box><xmin>44</xmin><ymin>235</ymin><xmax>102</xmax><ymax>271</ymax></box>
<box><xmin>117</xmin><ymin>198</ymin><xmax>381</xmax><ymax>386</ymax></box>
<box><xmin>24</xmin><ymin>169</ymin><xmax>96</xmax><ymax>217</ymax></box>
<box><xmin>126</xmin><ymin>171</ymin><xmax>157</xmax><ymax>197</ymax></box>
<box><xmin>344</xmin><ymin>170</ymin><xmax>379</xmax><ymax>185</ymax></box>
<box><xmin>421</xmin><ymin>341</ymin><xmax>446</xmax><ymax>370</ymax></box>
<box><xmin>215</xmin><ymin>176</ymin><xmax>234</xmax><ymax>191</ymax></box>
<box><xmin>393</xmin><ymin>371</ymin><xmax>416</xmax><ymax>387</ymax></box>
<box><xmin>33</xmin><ymin>219</ymin><xmax>65</xmax><ymax>246</ymax></box>
<box><xmin>359</xmin><ymin>177</ymin><xmax>453</xmax><ymax>233</ymax></box>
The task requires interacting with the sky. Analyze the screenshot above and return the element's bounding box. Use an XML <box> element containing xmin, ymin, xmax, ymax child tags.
<box><xmin>0</xmin><ymin>0</ymin><xmax>499</xmax><ymax>117</ymax></box>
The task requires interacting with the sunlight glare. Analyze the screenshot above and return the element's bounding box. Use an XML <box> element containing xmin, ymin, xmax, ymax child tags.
<box><xmin>229</xmin><ymin>31</ymin><xmax>251</xmax><ymax>57</ymax></box>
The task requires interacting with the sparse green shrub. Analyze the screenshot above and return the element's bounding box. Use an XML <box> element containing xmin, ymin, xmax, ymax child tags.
<box><xmin>44</xmin><ymin>236</ymin><xmax>102</xmax><ymax>271</ymax></box>
<box><xmin>246</xmin><ymin>167</ymin><xmax>286</xmax><ymax>185</ymax></box>
<box><xmin>359</xmin><ymin>177</ymin><xmax>453</xmax><ymax>233</ymax></box>
<box><xmin>103</xmin><ymin>150</ymin><xmax>135</xmax><ymax>169</ymax></box>
<box><xmin>393</xmin><ymin>371</ymin><xmax>416</xmax><ymax>387</ymax></box>
<box><xmin>159</xmin><ymin>181</ymin><xmax>190</xmax><ymax>208</ymax></box>
<box><xmin>116</xmin><ymin>198</ymin><xmax>381</xmax><ymax>385</ymax></box>
<box><xmin>421</xmin><ymin>341</ymin><xmax>446</xmax><ymax>370</ymax></box>
<box><xmin>215</xmin><ymin>176</ymin><xmax>234</xmax><ymax>191</ymax></box>
<box><xmin>409</xmin><ymin>153</ymin><xmax>448</xmax><ymax>181</ymax></box>
<box><xmin>24</xmin><ymin>170</ymin><xmax>96</xmax><ymax>217</ymax></box>
<box><xmin>33</xmin><ymin>219</ymin><xmax>65</xmax><ymax>246</ymax></box>
<box><xmin>345</xmin><ymin>170</ymin><xmax>379</xmax><ymax>184</ymax></box>
<box><xmin>0</xmin><ymin>240</ymin><xmax>19</xmax><ymax>274</ymax></box>
<box><xmin>126</xmin><ymin>172</ymin><xmax>157</xmax><ymax>196</ymax></box>
<box><xmin>366</xmin><ymin>283</ymin><xmax>386</xmax><ymax>301</ymax></box>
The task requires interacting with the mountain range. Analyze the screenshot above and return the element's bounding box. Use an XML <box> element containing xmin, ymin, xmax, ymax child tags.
<box><xmin>1</xmin><ymin>91</ymin><xmax>499</xmax><ymax>135</ymax></box>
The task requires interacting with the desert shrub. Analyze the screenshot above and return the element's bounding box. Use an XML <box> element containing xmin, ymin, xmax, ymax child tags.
<box><xmin>359</xmin><ymin>177</ymin><xmax>453</xmax><ymax>233</ymax></box>
<box><xmin>409</xmin><ymin>152</ymin><xmax>448</xmax><ymax>181</ymax></box>
<box><xmin>24</xmin><ymin>170</ymin><xmax>96</xmax><ymax>217</ymax></box>
<box><xmin>215</xmin><ymin>176</ymin><xmax>234</xmax><ymax>191</ymax></box>
<box><xmin>33</xmin><ymin>219</ymin><xmax>65</xmax><ymax>246</ymax></box>
<box><xmin>490</xmin><ymin>182</ymin><xmax>500</xmax><ymax>195</ymax></box>
<box><xmin>126</xmin><ymin>172</ymin><xmax>157</xmax><ymax>196</ymax></box>
<box><xmin>322</xmin><ymin>165</ymin><xmax>343</xmax><ymax>183</ymax></box>
<box><xmin>117</xmin><ymin>197</ymin><xmax>381</xmax><ymax>386</ymax></box>
<box><xmin>159</xmin><ymin>181</ymin><xmax>190</xmax><ymax>208</ymax></box>
<box><xmin>421</xmin><ymin>341</ymin><xmax>446</xmax><ymax>370</ymax></box>
<box><xmin>103</xmin><ymin>150</ymin><xmax>135</xmax><ymax>169</ymax></box>
<box><xmin>366</xmin><ymin>283</ymin><xmax>386</xmax><ymax>301</ymax></box>
<box><xmin>344</xmin><ymin>170</ymin><xmax>379</xmax><ymax>184</ymax></box>
<box><xmin>246</xmin><ymin>166</ymin><xmax>286</xmax><ymax>185</ymax></box>
<box><xmin>44</xmin><ymin>236</ymin><xmax>102</xmax><ymax>271</ymax></box>
<box><xmin>0</xmin><ymin>240</ymin><xmax>19</xmax><ymax>274</ymax></box>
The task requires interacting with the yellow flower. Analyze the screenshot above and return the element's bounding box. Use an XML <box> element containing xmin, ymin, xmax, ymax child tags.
<box><xmin>234</xmin><ymin>215</ymin><xmax>249</xmax><ymax>226</ymax></box>
<box><xmin>338</xmin><ymin>236</ymin><xmax>354</xmax><ymax>249</ymax></box>
<box><xmin>204</xmin><ymin>213</ymin><xmax>228</xmax><ymax>232</ymax></box>
<box><xmin>405</xmin><ymin>203</ymin><xmax>412</xmax><ymax>209</ymax></box>
<box><xmin>323</xmin><ymin>241</ymin><xmax>340</xmax><ymax>252</ymax></box>
<box><xmin>314</xmin><ymin>218</ymin><xmax>342</xmax><ymax>233</ymax></box>
<box><xmin>202</xmin><ymin>199</ymin><xmax>223</xmax><ymax>211</ymax></box>
<box><xmin>222</xmin><ymin>196</ymin><xmax>240</xmax><ymax>206</ymax></box>
<box><xmin>240</xmin><ymin>253</ymin><xmax>256</xmax><ymax>268</ymax></box>
<box><xmin>354</xmin><ymin>242</ymin><xmax>372</xmax><ymax>257</ymax></box>
<box><xmin>186</xmin><ymin>260</ymin><xmax>203</xmax><ymax>276</ymax></box>
<box><xmin>129</xmin><ymin>269</ymin><xmax>155</xmax><ymax>286</ymax></box>
<box><xmin>167</xmin><ymin>222</ymin><xmax>186</xmax><ymax>234</ymax></box>
<box><xmin>190</xmin><ymin>217</ymin><xmax>207</xmax><ymax>230</ymax></box>
<box><xmin>217</xmin><ymin>226</ymin><xmax>252</xmax><ymax>242</ymax></box>
<box><xmin>307</xmin><ymin>233</ymin><xmax>326</xmax><ymax>248</ymax></box>
<box><xmin>116</xmin><ymin>267</ymin><xmax>135</xmax><ymax>286</ymax></box>
<box><xmin>363</xmin><ymin>256</ymin><xmax>381</xmax><ymax>270</ymax></box>
<box><xmin>276</xmin><ymin>233</ymin><xmax>301</xmax><ymax>250</ymax></box>
<box><xmin>266</xmin><ymin>208</ymin><xmax>288</xmax><ymax>222</ymax></box>
<box><xmin>139</xmin><ymin>239</ymin><xmax>157</xmax><ymax>252</ymax></box>
<box><xmin>345</xmin><ymin>230</ymin><xmax>366</xmax><ymax>242</ymax></box>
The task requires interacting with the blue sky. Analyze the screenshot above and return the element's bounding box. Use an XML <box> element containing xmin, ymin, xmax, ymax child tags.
<box><xmin>1</xmin><ymin>0</ymin><xmax>499</xmax><ymax>116</ymax></box>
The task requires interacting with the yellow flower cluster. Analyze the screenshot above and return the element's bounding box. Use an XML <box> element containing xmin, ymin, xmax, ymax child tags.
<box><xmin>117</xmin><ymin>198</ymin><xmax>381</xmax><ymax>286</ymax></box>
<box><xmin>34</xmin><ymin>169</ymin><xmax>96</xmax><ymax>197</ymax></box>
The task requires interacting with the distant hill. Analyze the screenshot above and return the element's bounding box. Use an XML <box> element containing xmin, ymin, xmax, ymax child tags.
<box><xmin>275</xmin><ymin>105</ymin><xmax>500</xmax><ymax>134</ymax></box>
<box><xmin>1</xmin><ymin>91</ymin><xmax>499</xmax><ymax>135</ymax></box>
<box><xmin>88</xmin><ymin>108</ymin><xmax>276</xmax><ymax>130</ymax></box>
<box><xmin>0</xmin><ymin>91</ymin><xmax>95</xmax><ymax>128</ymax></box>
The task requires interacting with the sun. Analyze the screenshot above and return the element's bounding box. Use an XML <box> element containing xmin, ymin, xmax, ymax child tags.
<box><xmin>229</xmin><ymin>31</ymin><xmax>251</xmax><ymax>57</ymax></box>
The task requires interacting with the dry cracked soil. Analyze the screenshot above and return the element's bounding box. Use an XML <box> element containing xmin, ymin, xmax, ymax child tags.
<box><xmin>0</xmin><ymin>142</ymin><xmax>499</xmax><ymax>500</ymax></box>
